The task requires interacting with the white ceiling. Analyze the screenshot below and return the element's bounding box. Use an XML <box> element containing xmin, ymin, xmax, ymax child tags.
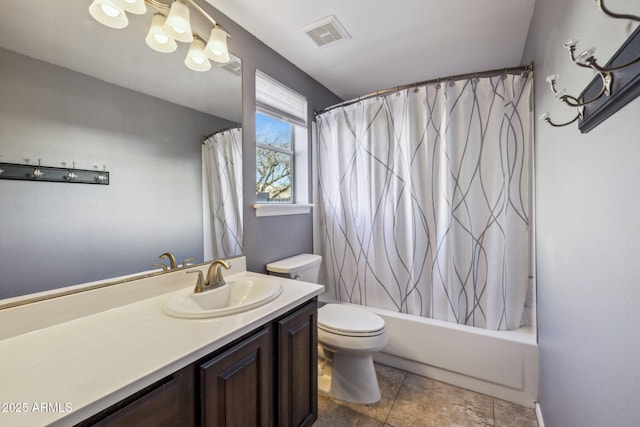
<box><xmin>208</xmin><ymin>0</ymin><xmax>537</xmax><ymax>101</ymax></box>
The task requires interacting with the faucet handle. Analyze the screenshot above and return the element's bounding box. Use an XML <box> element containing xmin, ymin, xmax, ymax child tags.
<box><xmin>151</xmin><ymin>263</ymin><xmax>168</xmax><ymax>271</ymax></box>
<box><xmin>187</xmin><ymin>270</ymin><xmax>205</xmax><ymax>293</ymax></box>
<box><xmin>182</xmin><ymin>257</ymin><xmax>197</xmax><ymax>267</ymax></box>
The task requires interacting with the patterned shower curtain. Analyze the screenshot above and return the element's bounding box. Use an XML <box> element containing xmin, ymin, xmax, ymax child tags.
<box><xmin>203</xmin><ymin>128</ymin><xmax>243</xmax><ymax>259</ymax></box>
<box><xmin>315</xmin><ymin>73</ymin><xmax>533</xmax><ymax>331</ymax></box>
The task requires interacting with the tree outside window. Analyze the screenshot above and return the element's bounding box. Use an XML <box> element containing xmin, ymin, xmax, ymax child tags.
<box><xmin>256</xmin><ymin>112</ymin><xmax>293</xmax><ymax>203</ymax></box>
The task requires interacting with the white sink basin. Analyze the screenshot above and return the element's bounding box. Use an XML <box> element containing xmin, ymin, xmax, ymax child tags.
<box><xmin>163</xmin><ymin>275</ymin><xmax>283</xmax><ymax>319</ymax></box>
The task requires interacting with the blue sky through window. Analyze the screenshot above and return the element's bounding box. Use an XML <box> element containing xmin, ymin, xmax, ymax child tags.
<box><xmin>256</xmin><ymin>112</ymin><xmax>291</xmax><ymax>149</ymax></box>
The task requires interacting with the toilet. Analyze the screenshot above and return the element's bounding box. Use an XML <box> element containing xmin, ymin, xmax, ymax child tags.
<box><xmin>266</xmin><ymin>254</ymin><xmax>388</xmax><ymax>404</ymax></box>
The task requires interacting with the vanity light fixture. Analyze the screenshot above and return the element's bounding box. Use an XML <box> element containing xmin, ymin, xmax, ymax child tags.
<box><xmin>185</xmin><ymin>35</ymin><xmax>210</xmax><ymax>72</ymax></box>
<box><xmin>89</xmin><ymin>0</ymin><xmax>131</xmax><ymax>29</ymax></box>
<box><xmin>163</xmin><ymin>0</ymin><xmax>193</xmax><ymax>43</ymax></box>
<box><xmin>145</xmin><ymin>13</ymin><xmax>177</xmax><ymax>53</ymax></box>
<box><xmin>205</xmin><ymin>26</ymin><xmax>230</xmax><ymax>63</ymax></box>
<box><xmin>88</xmin><ymin>0</ymin><xmax>231</xmax><ymax>72</ymax></box>
<box><xmin>114</xmin><ymin>0</ymin><xmax>147</xmax><ymax>14</ymax></box>
<box><xmin>540</xmin><ymin>0</ymin><xmax>640</xmax><ymax>127</ymax></box>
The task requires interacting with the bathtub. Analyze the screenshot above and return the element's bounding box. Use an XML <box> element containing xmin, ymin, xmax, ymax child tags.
<box><xmin>343</xmin><ymin>304</ymin><xmax>538</xmax><ymax>408</ymax></box>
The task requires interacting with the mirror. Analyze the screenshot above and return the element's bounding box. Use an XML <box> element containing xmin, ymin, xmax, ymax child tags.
<box><xmin>0</xmin><ymin>0</ymin><xmax>243</xmax><ymax>299</ymax></box>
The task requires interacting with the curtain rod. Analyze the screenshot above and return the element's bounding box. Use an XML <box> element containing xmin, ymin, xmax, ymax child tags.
<box><xmin>203</xmin><ymin>125</ymin><xmax>242</xmax><ymax>143</ymax></box>
<box><xmin>315</xmin><ymin>62</ymin><xmax>534</xmax><ymax>116</ymax></box>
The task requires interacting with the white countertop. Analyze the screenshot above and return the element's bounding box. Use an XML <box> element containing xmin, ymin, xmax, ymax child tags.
<box><xmin>0</xmin><ymin>267</ymin><xmax>323</xmax><ymax>426</ymax></box>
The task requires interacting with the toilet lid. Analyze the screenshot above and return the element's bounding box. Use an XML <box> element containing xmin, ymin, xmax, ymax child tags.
<box><xmin>318</xmin><ymin>304</ymin><xmax>385</xmax><ymax>335</ymax></box>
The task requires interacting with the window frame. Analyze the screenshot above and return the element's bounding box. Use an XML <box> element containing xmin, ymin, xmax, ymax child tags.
<box><xmin>253</xmin><ymin>70</ymin><xmax>313</xmax><ymax>216</ymax></box>
<box><xmin>255</xmin><ymin>110</ymin><xmax>295</xmax><ymax>204</ymax></box>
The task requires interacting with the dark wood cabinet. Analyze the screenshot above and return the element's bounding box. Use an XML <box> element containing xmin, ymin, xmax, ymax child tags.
<box><xmin>276</xmin><ymin>301</ymin><xmax>318</xmax><ymax>427</ymax></box>
<box><xmin>76</xmin><ymin>298</ymin><xmax>317</xmax><ymax>427</ymax></box>
<box><xmin>199</xmin><ymin>326</ymin><xmax>272</xmax><ymax>427</ymax></box>
<box><xmin>77</xmin><ymin>365</ymin><xmax>195</xmax><ymax>427</ymax></box>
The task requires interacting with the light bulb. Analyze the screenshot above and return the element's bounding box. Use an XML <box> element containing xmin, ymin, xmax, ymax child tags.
<box><xmin>89</xmin><ymin>0</ymin><xmax>128</xmax><ymax>29</ymax></box>
<box><xmin>112</xmin><ymin>0</ymin><xmax>146</xmax><ymax>14</ymax></box>
<box><xmin>539</xmin><ymin>112</ymin><xmax>550</xmax><ymax>121</ymax></box>
<box><xmin>205</xmin><ymin>27</ymin><xmax>230</xmax><ymax>63</ymax></box>
<box><xmin>153</xmin><ymin>33</ymin><xmax>169</xmax><ymax>44</ymax></box>
<box><xmin>545</xmin><ymin>74</ymin><xmax>558</xmax><ymax>84</ymax></box>
<box><xmin>185</xmin><ymin>37</ymin><xmax>211</xmax><ymax>72</ymax></box>
<box><xmin>100</xmin><ymin>4</ymin><xmax>121</xmax><ymax>17</ymax></box>
<box><xmin>163</xmin><ymin>1</ymin><xmax>193</xmax><ymax>43</ymax></box>
<box><xmin>146</xmin><ymin>13</ymin><xmax>177</xmax><ymax>53</ymax></box>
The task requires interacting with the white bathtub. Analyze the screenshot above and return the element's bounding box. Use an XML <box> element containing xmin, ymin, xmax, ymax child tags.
<box><xmin>343</xmin><ymin>304</ymin><xmax>538</xmax><ymax>408</ymax></box>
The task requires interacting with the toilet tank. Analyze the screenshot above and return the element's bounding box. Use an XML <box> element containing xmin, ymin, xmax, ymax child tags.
<box><xmin>266</xmin><ymin>254</ymin><xmax>322</xmax><ymax>283</ymax></box>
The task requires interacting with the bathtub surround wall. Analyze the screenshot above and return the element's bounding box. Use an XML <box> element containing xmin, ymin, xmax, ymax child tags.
<box><xmin>316</xmin><ymin>74</ymin><xmax>534</xmax><ymax>331</ymax></box>
<box><xmin>0</xmin><ymin>47</ymin><xmax>232</xmax><ymax>298</ymax></box>
<box><xmin>523</xmin><ymin>1</ymin><xmax>640</xmax><ymax>426</ymax></box>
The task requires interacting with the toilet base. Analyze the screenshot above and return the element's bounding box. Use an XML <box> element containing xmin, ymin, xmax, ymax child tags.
<box><xmin>318</xmin><ymin>351</ymin><xmax>381</xmax><ymax>404</ymax></box>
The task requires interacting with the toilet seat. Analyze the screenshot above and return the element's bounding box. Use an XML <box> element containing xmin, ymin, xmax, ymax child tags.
<box><xmin>318</xmin><ymin>304</ymin><xmax>386</xmax><ymax>337</ymax></box>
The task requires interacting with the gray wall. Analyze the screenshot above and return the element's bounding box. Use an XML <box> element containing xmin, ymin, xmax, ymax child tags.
<box><xmin>522</xmin><ymin>1</ymin><xmax>640</xmax><ymax>426</ymax></box>
<box><xmin>205</xmin><ymin>5</ymin><xmax>342</xmax><ymax>273</ymax></box>
<box><xmin>0</xmin><ymin>48</ymin><xmax>232</xmax><ymax>298</ymax></box>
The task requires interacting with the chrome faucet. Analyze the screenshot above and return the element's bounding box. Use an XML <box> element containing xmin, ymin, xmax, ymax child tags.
<box><xmin>188</xmin><ymin>259</ymin><xmax>231</xmax><ymax>293</ymax></box>
<box><xmin>159</xmin><ymin>252</ymin><xmax>177</xmax><ymax>270</ymax></box>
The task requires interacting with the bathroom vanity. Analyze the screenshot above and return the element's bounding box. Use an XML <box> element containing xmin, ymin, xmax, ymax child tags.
<box><xmin>0</xmin><ymin>257</ymin><xmax>323</xmax><ymax>427</ymax></box>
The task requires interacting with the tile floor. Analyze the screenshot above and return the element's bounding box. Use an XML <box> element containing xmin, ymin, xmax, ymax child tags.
<box><xmin>313</xmin><ymin>363</ymin><xmax>538</xmax><ymax>427</ymax></box>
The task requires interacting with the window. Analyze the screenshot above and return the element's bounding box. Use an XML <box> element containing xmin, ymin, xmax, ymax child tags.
<box><xmin>256</xmin><ymin>112</ymin><xmax>293</xmax><ymax>203</ymax></box>
<box><xmin>255</xmin><ymin>71</ymin><xmax>309</xmax><ymax>213</ymax></box>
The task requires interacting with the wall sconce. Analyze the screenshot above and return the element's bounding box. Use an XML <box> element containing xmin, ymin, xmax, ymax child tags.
<box><xmin>540</xmin><ymin>0</ymin><xmax>640</xmax><ymax>131</ymax></box>
<box><xmin>88</xmin><ymin>0</ymin><xmax>231</xmax><ymax>72</ymax></box>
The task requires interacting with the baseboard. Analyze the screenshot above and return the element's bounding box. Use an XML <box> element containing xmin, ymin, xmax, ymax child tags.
<box><xmin>535</xmin><ymin>402</ymin><xmax>545</xmax><ymax>427</ymax></box>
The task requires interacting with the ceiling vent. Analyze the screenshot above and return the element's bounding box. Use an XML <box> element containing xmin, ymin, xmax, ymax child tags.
<box><xmin>300</xmin><ymin>15</ymin><xmax>351</xmax><ymax>48</ymax></box>
<box><xmin>218</xmin><ymin>54</ymin><xmax>242</xmax><ymax>76</ymax></box>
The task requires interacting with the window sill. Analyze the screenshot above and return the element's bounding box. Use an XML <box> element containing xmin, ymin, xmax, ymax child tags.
<box><xmin>253</xmin><ymin>203</ymin><xmax>313</xmax><ymax>217</ymax></box>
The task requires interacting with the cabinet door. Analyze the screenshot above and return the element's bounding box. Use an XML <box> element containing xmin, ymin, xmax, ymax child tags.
<box><xmin>200</xmin><ymin>327</ymin><xmax>272</xmax><ymax>427</ymax></box>
<box><xmin>79</xmin><ymin>366</ymin><xmax>194</xmax><ymax>427</ymax></box>
<box><xmin>277</xmin><ymin>300</ymin><xmax>318</xmax><ymax>427</ymax></box>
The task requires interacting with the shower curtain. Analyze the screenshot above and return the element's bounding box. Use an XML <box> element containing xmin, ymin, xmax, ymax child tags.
<box><xmin>315</xmin><ymin>73</ymin><xmax>533</xmax><ymax>331</ymax></box>
<box><xmin>203</xmin><ymin>128</ymin><xmax>243</xmax><ymax>259</ymax></box>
